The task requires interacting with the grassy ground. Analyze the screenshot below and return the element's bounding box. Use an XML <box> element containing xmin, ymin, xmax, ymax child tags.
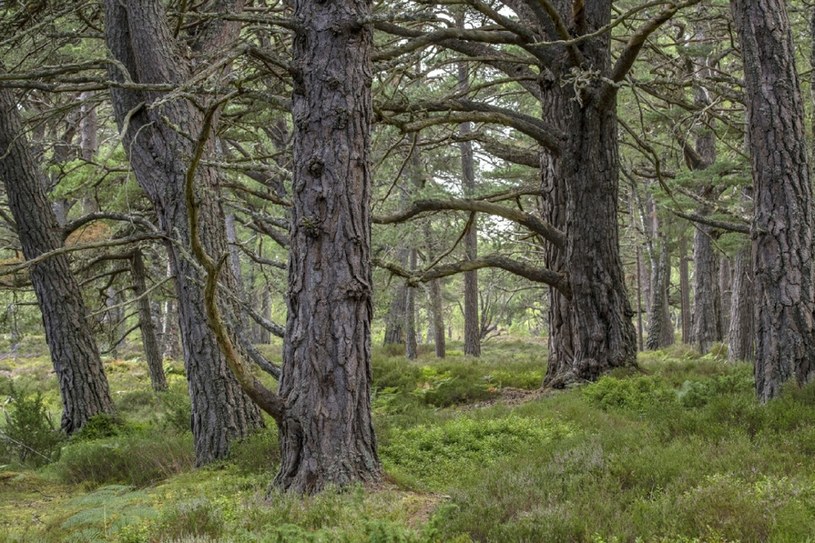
<box><xmin>1</xmin><ymin>338</ymin><xmax>815</xmax><ymax>542</ymax></box>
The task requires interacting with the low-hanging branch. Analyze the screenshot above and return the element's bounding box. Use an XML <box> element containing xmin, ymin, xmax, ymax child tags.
<box><xmin>672</xmin><ymin>210</ymin><xmax>750</xmax><ymax>235</ymax></box>
<box><xmin>379</xmin><ymin>98</ymin><xmax>561</xmax><ymax>151</ymax></box>
<box><xmin>63</xmin><ymin>211</ymin><xmax>158</xmax><ymax>240</ymax></box>
<box><xmin>374</xmin><ymin>255</ymin><xmax>571</xmax><ymax>298</ymax></box>
<box><xmin>0</xmin><ymin>233</ymin><xmax>165</xmax><ymax>277</ymax></box>
<box><xmin>373</xmin><ymin>198</ymin><xmax>565</xmax><ymax>249</ymax></box>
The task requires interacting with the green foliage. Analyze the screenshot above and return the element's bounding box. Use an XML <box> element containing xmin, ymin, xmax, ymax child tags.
<box><xmin>5</xmin><ymin>342</ymin><xmax>815</xmax><ymax>543</ymax></box>
<box><xmin>383</xmin><ymin>415</ymin><xmax>573</xmax><ymax>489</ymax></box>
<box><xmin>54</xmin><ymin>432</ymin><xmax>194</xmax><ymax>487</ymax></box>
<box><xmin>228</xmin><ymin>430</ymin><xmax>280</xmax><ymax>474</ymax></box>
<box><xmin>152</xmin><ymin>498</ymin><xmax>224</xmax><ymax>542</ymax></box>
<box><xmin>158</xmin><ymin>385</ymin><xmax>192</xmax><ymax>433</ymax></box>
<box><xmin>583</xmin><ymin>375</ymin><xmax>676</xmax><ymax>412</ymax></box>
<box><xmin>74</xmin><ymin>414</ymin><xmax>124</xmax><ymax>441</ymax></box>
<box><xmin>0</xmin><ymin>384</ymin><xmax>63</xmax><ymax>466</ymax></box>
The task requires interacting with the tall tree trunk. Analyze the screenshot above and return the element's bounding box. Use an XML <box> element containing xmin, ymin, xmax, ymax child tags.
<box><xmin>732</xmin><ymin>0</ymin><xmax>815</xmax><ymax>401</ymax></box>
<box><xmin>105</xmin><ymin>0</ymin><xmax>264</xmax><ymax>464</ymax></box>
<box><xmin>131</xmin><ymin>249</ymin><xmax>167</xmax><ymax>391</ymax></box>
<box><xmin>728</xmin><ymin>243</ymin><xmax>754</xmax><ymax>362</ymax></box>
<box><xmin>541</xmin><ymin>2</ymin><xmax>637</xmax><ymax>387</ymax></box>
<box><xmin>688</xmin><ymin>15</ymin><xmax>723</xmax><ymax>354</ymax></box>
<box><xmin>691</xmin><ymin>225</ymin><xmax>722</xmax><ymax>353</ymax></box>
<box><xmin>456</xmin><ymin>11</ymin><xmax>481</xmax><ymax>358</ymax></box>
<box><xmin>0</xmin><ymin>84</ymin><xmax>113</xmax><ymax>434</ymax></box>
<box><xmin>646</xmin><ymin>241</ymin><xmax>674</xmax><ymax>350</ymax></box>
<box><xmin>273</xmin><ymin>0</ymin><xmax>380</xmax><ymax>493</ymax></box>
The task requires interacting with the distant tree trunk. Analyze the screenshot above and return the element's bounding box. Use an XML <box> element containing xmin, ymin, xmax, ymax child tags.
<box><xmin>273</xmin><ymin>0</ymin><xmax>380</xmax><ymax>493</ymax></box>
<box><xmin>105</xmin><ymin>285</ymin><xmax>123</xmax><ymax>357</ymax></box>
<box><xmin>691</xmin><ymin>225</ymin><xmax>722</xmax><ymax>353</ymax></box>
<box><xmin>0</xmin><ymin>83</ymin><xmax>113</xmax><ymax>434</ymax></box>
<box><xmin>679</xmin><ymin>235</ymin><xmax>692</xmax><ymax>344</ymax></box>
<box><xmin>383</xmin><ymin>247</ymin><xmax>409</xmax><ymax>346</ymax></box>
<box><xmin>732</xmin><ymin>0</ymin><xmax>815</xmax><ymax>400</ymax></box>
<box><xmin>131</xmin><ymin>249</ymin><xmax>167</xmax><ymax>392</ymax></box>
<box><xmin>225</xmin><ymin>213</ymin><xmax>246</xmax><ymax>297</ymax></box>
<box><xmin>728</xmin><ymin>244</ymin><xmax>754</xmax><ymax>362</ymax></box>
<box><xmin>427</xmin><ymin>280</ymin><xmax>446</xmax><ymax>358</ymax></box>
<box><xmin>646</xmin><ymin>241</ymin><xmax>674</xmax><ymax>350</ymax></box>
<box><xmin>541</xmin><ymin>1</ymin><xmax>637</xmax><ymax>387</ymax></box>
<box><xmin>105</xmin><ymin>0</ymin><xmax>263</xmax><ymax>464</ymax></box>
<box><xmin>456</xmin><ymin>12</ymin><xmax>480</xmax><ymax>358</ymax></box>
<box><xmin>256</xmin><ymin>287</ymin><xmax>272</xmax><ymax>344</ymax></box>
<box><xmin>79</xmin><ymin>92</ymin><xmax>99</xmax><ymax>214</ymax></box>
<box><xmin>422</xmin><ymin>220</ymin><xmax>446</xmax><ymax>358</ymax></box>
<box><xmin>405</xmin><ymin>249</ymin><xmax>419</xmax><ymax>360</ymax></box>
<box><xmin>719</xmin><ymin>256</ymin><xmax>732</xmax><ymax>339</ymax></box>
<box><xmin>161</xmin><ymin>259</ymin><xmax>182</xmax><ymax>360</ymax></box>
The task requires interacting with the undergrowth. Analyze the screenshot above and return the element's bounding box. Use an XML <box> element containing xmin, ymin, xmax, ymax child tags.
<box><xmin>2</xmin><ymin>340</ymin><xmax>815</xmax><ymax>542</ymax></box>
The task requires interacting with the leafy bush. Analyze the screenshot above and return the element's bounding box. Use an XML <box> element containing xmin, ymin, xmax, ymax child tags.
<box><xmin>582</xmin><ymin>375</ymin><xmax>676</xmax><ymax>413</ymax></box>
<box><xmin>54</xmin><ymin>432</ymin><xmax>194</xmax><ymax>486</ymax></box>
<box><xmin>0</xmin><ymin>384</ymin><xmax>63</xmax><ymax>466</ymax></box>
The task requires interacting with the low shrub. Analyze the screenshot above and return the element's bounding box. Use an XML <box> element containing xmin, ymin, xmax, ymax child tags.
<box><xmin>583</xmin><ymin>375</ymin><xmax>676</xmax><ymax>413</ymax></box>
<box><xmin>54</xmin><ymin>432</ymin><xmax>194</xmax><ymax>487</ymax></box>
<box><xmin>0</xmin><ymin>384</ymin><xmax>63</xmax><ymax>466</ymax></box>
<box><xmin>151</xmin><ymin>498</ymin><xmax>224</xmax><ymax>542</ymax></box>
<box><xmin>229</xmin><ymin>430</ymin><xmax>279</xmax><ymax>474</ymax></box>
<box><xmin>383</xmin><ymin>415</ymin><xmax>573</xmax><ymax>489</ymax></box>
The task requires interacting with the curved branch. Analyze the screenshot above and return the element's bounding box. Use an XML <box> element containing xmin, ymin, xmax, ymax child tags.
<box><xmin>375</xmin><ymin>255</ymin><xmax>571</xmax><ymax>298</ymax></box>
<box><xmin>374</xmin><ymin>198</ymin><xmax>565</xmax><ymax>249</ymax></box>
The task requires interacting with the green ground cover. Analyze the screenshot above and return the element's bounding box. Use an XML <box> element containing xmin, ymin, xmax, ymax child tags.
<box><xmin>1</xmin><ymin>339</ymin><xmax>814</xmax><ymax>542</ymax></box>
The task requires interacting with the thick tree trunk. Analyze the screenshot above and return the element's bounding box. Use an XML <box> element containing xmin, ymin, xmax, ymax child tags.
<box><xmin>541</xmin><ymin>2</ymin><xmax>637</xmax><ymax>387</ymax></box>
<box><xmin>691</xmin><ymin>225</ymin><xmax>722</xmax><ymax>353</ymax></box>
<box><xmin>131</xmin><ymin>249</ymin><xmax>167</xmax><ymax>392</ymax></box>
<box><xmin>732</xmin><ymin>0</ymin><xmax>815</xmax><ymax>401</ymax></box>
<box><xmin>105</xmin><ymin>0</ymin><xmax>264</xmax><ymax>464</ymax></box>
<box><xmin>728</xmin><ymin>244</ymin><xmax>754</xmax><ymax>362</ymax></box>
<box><xmin>646</xmin><ymin>242</ymin><xmax>674</xmax><ymax>350</ymax></box>
<box><xmin>0</xmin><ymin>84</ymin><xmax>113</xmax><ymax>434</ymax></box>
<box><xmin>273</xmin><ymin>0</ymin><xmax>380</xmax><ymax>493</ymax></box>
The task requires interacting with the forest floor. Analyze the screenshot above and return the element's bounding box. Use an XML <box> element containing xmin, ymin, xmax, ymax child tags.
<box><xmin>1</xmin><ymin>338</ymin><xmax>815</xmax><ymax>542</ymax></box>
